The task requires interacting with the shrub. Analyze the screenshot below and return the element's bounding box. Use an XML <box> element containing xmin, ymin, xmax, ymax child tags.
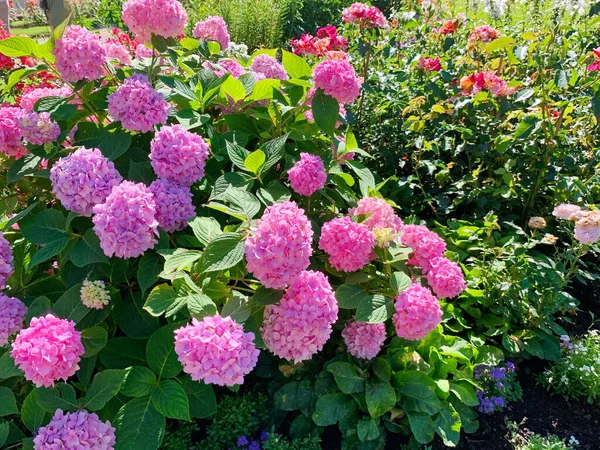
<box><xmin>509</xmin><ymin>422</ymin><xmax>580</xmax><ymax>450</ymax></box>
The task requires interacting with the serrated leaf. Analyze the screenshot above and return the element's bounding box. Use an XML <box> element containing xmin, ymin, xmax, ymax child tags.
<box><xmin>221</xmin><ymin>291</ymin><xmax>251</xmax><ymax>323</ymax></box>
<box><xmin>186</xmin><ymin>293</ymin><xmax>217</xmax><ymax>318</ymax></box>
<box><xmin>71</xmin><ymin>228</ymin><xmax>109</xmax><ymax>267</ymax></box>
<box><xmin>200</xmin><ymin>232</ymin><xmax>244</xmax><ymax>273</ymax></box>
<box><xmin>151</xmin><ymin>379</ymin><xmax>190</xmax><ymax>421</ymax></box>
<box><xmin>244</xmin><ymin>149</ymin><xmax>266</xmax><ymax>174</ymax></box>
<box><xmin>335</xmin><ymin>284</ymin><xmax>369</xmax><ymax>309</ymax></box>
<box><xmin>189</xmin><ymin>217</ymin><xmax>222</xmax><ymax>246</ymax></box>
<box><xmin>122</xmin><ymin>366</ymin><xmax>157</xmax><ymax>398</ymax></box>
<box><xmin>356</xmin><ymin>295</ymin><xmax>393</xmax><ymax>323</ymax></box>
<box><xmin>20</xmin><ymin>209</ymin><xmax>67</xmax><ymax>245</ymax></box>
<box><xmin>84</xmin><ymin>369</ymin><xmax>128</xmax><ymax>411</ymax></box>
<box><xmin>391</xmin><ymin>272</ymin><xmax>411</xmax><ymax>294</ymax></box>
<box><xmin>114</xmin><ymin>397</ymin><xmax>166</xmax><ymax>450</ymax></box>
<box><xmin>147</xmin><ymin>324</ymin><xmax>183</xmax><ymax>379</ymax></box>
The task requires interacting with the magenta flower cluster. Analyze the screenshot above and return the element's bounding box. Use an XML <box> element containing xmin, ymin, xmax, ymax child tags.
<box><xmin>53</xmin><ymin>26</ymin><xmax>107</xmax><ymax>82</ymax></box>
<box><xmin>50</xmin><ymin>147</ymin><xmax>123</xmax><ymax>217</ymax></box>
<box><xmin>313</xmin><ymin>59</ymin><xmax>361</xmax><ymax>104</ymax></box>
<box><xmin>149</xmin><ymin>179</ymin><xmax>196</xmax><ymax>232</ymax></box>
<box><xmin>11</xmin><ymin>314</ymin><xmax>84</xmax><ymax>387</ymax></box>
<box><xmin>33</xmin><ymin>409</ymin><xmax>116</xmax><ymax>450</ymax></box>
<box><xmin>319</xmin><ymin>216</ymin><xmax>375</xmax><ymax>272</ymax></box>
<box><xmin>20</xmin><ymin>86</ymin><xmax>73</xmax><ymax>112</ymax></box>
<box><xmin>288</xmin><ymin>153</ymin><xmax>327</xmax><ymax>196</ymax></box>
<box><xmin>393</xmin><ymin>283</ymin><xmax>442</xmax><ymax>341</ymax></box>
<box><xmin>0</xmin><ymin>106</ymin><xmax>27</xmax><ymax>159</ymax></box>
<box><xmin>18</xmin><ymin>111</ymin><xmax>61</xmax><ymax>146</ymax></box>
<box><xmin>261</xmin><ymin>270</ymin><xmax>338</xmax><ymax>362</ymax></box>
<box><xmin>250</xmin><ymin>54</ymin><xmax>289</xmax><ymax>80</ymax></box>
<box><xmin>0</xmin><ymin>293</ymin><xmax>27</xmax><ymax>347</ymax></box>
<box><xmin>104</xmin><ymin>41</ymin><xmax>133</xmax><ymax>65</ymax></box>
<box><xmin>193</xmin><ymin>16</ymin><xmax>230</xmax><ymax>50</ymax></box>
<box><xmin>203</xmin><ymin>59</ymin><xmax>245</xmax><ymax>78</ymax></box>
<box><xmin>349</xmin><ymin>197</ymin><xmax>403</xmax><ymax>233</ymax></box>
<box><xmin>425</xmin><ymin>256</ymin><xmax>466</xmax><ymax>298</ymax></box>
<box><xmin>342</xmin><ymin>2</ymin><xmax>388</xmax><ymax>28</ymax></box>
<box><xmin>174</xmin><ymin>315</ymin><xmax>259</xmax><ymax>386</ymax></box>
<box><xmin>92</xmin><ymin>181</ymin><xmax>159</xmax><ymax>259</ymax></box>
<box><xmin>341</xmin><ymin>318</ymin><xmax>386</xmax><ymax>360</ymax></box>
<box><xmin>149</xmin><ymin>124</ymin><xmax>210</xmax><ymax>185</ymax></box>
<box><xmin>245</xmin><ymin>201</ymin><xmax>313</xmax><ymax>289</ymax></box>
<box><xmin>108</xmin><ymin>74</ymin><xmax>170</xmax><ymax>133</ymax></box>
<box><xmin>399</xmin><ymin>224</ymin><xmax>447</xmax><ymax>271</ymax></box>
<box><xmin>122</xmin><ymin>0</ymin><xmax>187</xmax><ymax>43</ymax></box>
<box><xmin>0</xmin><ymin>232</ymin><xmax>14</xmax><ymax>288</ymax></box>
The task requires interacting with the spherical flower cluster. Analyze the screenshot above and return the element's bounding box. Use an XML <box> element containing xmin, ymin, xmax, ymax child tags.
<box><xmin>0</xmin><ymin>106</ymin><xmax>27</xmax><ymax>159</ymax></box>
<box><xmin>393</xmin><ymin>284</ymin><xmax>442</xmax><ymax>341</ymax></box>
<box><xmin>288</xmin><ymin>153</ymin><xmax>327</xmax><ymax>196</ymax></box>
<box><xmin>50</xmin><ymin>147</ymin><xmax>123</xmax><ymax>217</ymax></box>
<box><xmin>261</xmin><ymin>270</ymin><xmax>338</xmax><ymax>362</ymax></box>
<box><xmin>552</xmin><ymin>203</ymin><xmax>582</xmax><ymax>220</ymax></box>
<box><xmin>573</xmin><ymin>210</ymin><xmax>600</xmax><ymax>244</ymax></box>
<box><xmin>245</xmin><ymin>201</ymin><xmax>313</xmax><ymax>289</ymax></box>
<box><xmin>174</xmin><ymin>315</ymin><xmax>259</xmax><ymax>386</ymax></box>
<box><xmin>417</xmin><ymin>57</ymin><xmax>442</xmax><ymax>72</ymax></box>
<box><xmin>33</xmin><ymin>409</ymin><xmax>116</xmax><ymax>450</ymax></box>
<box><xmin>399</xmin><ymin>224</ymin><xmax>447</xmax><ymax>271</ymax></box>
<box><xmin>342</xmin><ymin>3</ymin><xmax>388</xmax><ymax>28</ymax></box>
<box><xmin>17</xmin><ymin>111</ymin><xmax>61</xmax><ymax>146</ymax></box>
<box><xmin>80</xmin><ymin>279</ymin><xmax>111</xmax><ymax>310</ymax></box>
<box><xmin>149</xmin><ymin>179</ymin><xmax>196</xmax><ymax>232</ymax></box>
<box><xmin>319</xmin><ymin>217</ymin><xmax>375</xmax><ymax>272</ymax></box>
<box><xmin>149</xmin><ymin>125</ymin><xmax>210</xmax><ymax>185</ymax></box>
<box><xmin>528</xmin><ymin>216</ymin><xmax>547</xmax><ymax>229</ymax></box>
<box><xmin>459</xmin><ymin>71</ymin><xmax>516</xmax><ymax>97</ymax></box>
<box><xmin>349</xmin><ymin>197</ymin><xmax>403</xmax><ymax>235</ymax></box>
<box><xmin>0</xmin><ymin>232</ymin><xmax>14</xmax><ymax>288</ymax></box>
<box><xmin>92</xmin><ymin>181</ymin><xmax>158</xmax><ymax>259</ymax></box>
<box><xmin>104</xmin><ymin>40</ymin><xmax>133</xmax><ymax>65</ymax></box>
<box><xmin>122</xmin><ymin>0</ymin><xmax>188</xmax><ymax>43</ymax></box>
<box><xmin>0</xmin><ymin>294</ymin><xmax>27</xmax><ymax>347</ymax></box>
<box><xmin>53</xmin><ymin>26</ymin><xmax>107</xmax><ymax>82</ymax></box>
<box><xmin>107</xmin><ymin>74</ymin><xmax>170</xmax><ymax>133</ymax></box>
<box><xmin>20</xmin><ymin>86</ymin><xmax>73</xmax><ymax>112</ymax></box>
<box><xmin>203</xmin><ymin>59</ymin><xmax>245</xmax><ymax>78</ymax></box>
<box><xmin>134</xmin><ymin>43</ymin><xmax>156</xmax><ymax>59</ymax></box>
<box><xmin>425</xmin><ymin>256</ymin><xmax>466</xmax><ymax>299</ymax></box>
<box><xmin>250</xmin><ymin>54</ymin><xmax>288</xmax><ymax>80</ymax></box>
<box><xmin>290</xmin><ymin>26</ymin><xmax>348</xmax><ymax>57</ymax></box>
<box><xmin>193</xmin><ymin>16</ymin><xmax>230</xmax><ymax>50</ymax></box>
<box><xmin>11</xmin><ymin>314</ymin><xmax>84</xmax><ymax>387</ymax></box>
<box><xmin>468</xmin><ymin>25</ymin><xmax>500</xmax><ymax>43</ymax></box>
<box><xmin>313</xmin><ymin>59</ymin><xmax>361</xmax><ymax>104</ymax></box>
<box><xmin>341</xmin><ymin>319</ymin><xmax>386</xmax><ymax>360</ymax></box>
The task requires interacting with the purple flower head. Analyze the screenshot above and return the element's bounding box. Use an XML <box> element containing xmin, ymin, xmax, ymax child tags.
<box><xmin>477</xmin><ymin>397</ymin><xmax>495</xmax><ymax>414</ymax></box>
<box><xmin>491</xmin><ymin>396</ymin><xmax>505</xmax><ymax>407</ymax></box>
<box><xmin>506</xmin><ymin>361</ymin><xmax>515</xmax><ymax>372</ymax></box>
<box><xmin>237</xmin><ymin>436</ymin><xmax>249</xmax><ymax>447</ymax></box>
<box><xmin>496</xmin><ymin>382</ymin><xmax>504</xmax><ymax>390</ymax></box>
<box><xmin>489</xmin><ymin>367</ymin><xmax>506</xmax><ymax>381</ymax></box>
<box><xmin>248</xmin><ymin>441</ymin><xmax>260</xmax><ymax>450</ymax></box>
<box><xmin>260</xmin><ymin>431</ymin><xmax>269</xmax><ymax>441</ymax></box>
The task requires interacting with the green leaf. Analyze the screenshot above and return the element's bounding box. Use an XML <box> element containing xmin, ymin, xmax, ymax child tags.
<box><xmin>261</xmin><ymin>133</ymin><xmax>289</xmax><ymax>172</ymax></box>
<box><xmin>372</xmin><ymin>358</ymin><xmax>391</xmax><ymax>381</ymax></box>
<box><xmin>0</xmin><ymin>423</ymin><xmax>7</xmax><ymax>448</ymax></box>
<box><xmin>151</xmin><ymin>379</ymin><xmax>190</xmax><ymax>421</ymax></box>
<box><xmin>346</xmin><ymin>160</ymin><xmax>376</xmax><ymax>188</ymax></box>
<box><xmin>391</xmin><ymin>272</ymin><xmax>411</xmax><ymax>294</ymax></box>
<box><xmin>256</xmin><ymin>181</ymin><xmax>291</xmax><ymax>206</ymax></box>
<box><xmin>53</xmin><ymin>283</ymin><xmax>90</xmax><ymax>323</ymax></box>
<box><xmin>161</xmin><ymin>249</ymin><xmax>203</xmax><ymax>274</ymax></box>
<box><xmin>335</xmin><ymin>284</ymin><xmax>369</xmax><ymax>309</ymax></box>
<box><xmin>74</xmin><ymin>122</ymin><xmax>132</xmax><ymax>160</ymax></box>
<box><xmin>311</xmin><ymin>89</ymin><xmax>339</xmax><ymax>136</ymax></box>
<box><xmin>189</xmin><ymin>217</ymin><xmax>222</xmax><ymax>247</ymax></box>
<box><xmin>434</xmin><ymin>404</ymin><xmax>461</xmax><ymax>446</ymax></box>
<box><xmin>221</xmin><ymin>76</ymin><xmax>246</xmax><ymax>103</ymax></box>
<box><xmin>144</xmin><ymin>284</ymin><xmax>178</xmax><ymax>317</ymax></box>
<box><xmin>7</xmin><ymin>154</ymin><xmax>43</xmax><ymax>183</ymax></box>
<box><xmin>226</xmin><ymin>141</ymin><xmax>250</xmax><ymax>171</ymax></box>
<box><xmin>394</xmin><ymin>371</ymin><xmax>441</xmax><ymax>415</ymax></box>
<box><xmin>147</xmin><ymin>324</ymin><xmax>183</xmax><ymax>379</ymax></box>
<box><xmin>180</xmin><ymin>37</ymin><xmax>199</xmax><ymax>50</ymax></box>
<box><xmin>0</xmin><ymin>387</ymin><xmax>18</xmax><ymax>416</ymax></box>
<box><xmin>449</xmin><ymin>381</ymin><xmax>479</xmax><ymax>407</ymax></box>
<box><xmin>182</xmin><ymin>376</ymin><xmax>217</xmax><ymax>419</ymax></box>
<box><xmin>249</xmin><ymin>79</ymin><xmax>281</xmax><ymax>101</ymax></box>
<box><xmin>186</xmin><ymin>293</ymin><xmax>217</xmax><ymax>318</ymax></box>
<box><xmin>312</xmin><ymin>393</ymin><xmax>358</xmax><ymax>427</ymax></box>
<box><xmin>0</xmin><ymin>352</ymin><xmax>22</xmax><ymax>380</ymax></box>
<box><xmin>99</xmin><ymin>337</ymin><xmax>148</xmax><ymax>369</ymax></box>
<box><xmin>274</xmin><ymin>380</ymin><xmax>312</xmax><ymax>412</ymax></box>
<box><xmin>244</xmin><ymin>149</ymin><xmax>266</xmax><ymax>174</ymax></box>
<box><xmin>407</xmin><ymin>411</ymin><xmax>435</xmax><ymax>444</ymax></box>
<box><xmin>485</xmin><ymin>36</ymin><xmax>515</xmax><ymax>52</ymax></box>
<box><xmin>114</xmin><ymin>397</ymin><xmax>166</xmax><ymax>450</ymax></box>
<box><xmin>221</xmin><ymin>291</ymin><xmax>250</xmax><ymax>323</ymax></box>
<box><xmin>200</xmin><ymin>232</ymin><xmax>244</xmax><ymax>273</ymax></box>
<box><xmin>356</xmin><ymin>295</ymin><xmax>393</xmax><ymax>323</ymax></box>
<box><xmin>366</xmin><ymin>379</ymin><xmax>396</xmax><ymax>418</ymax></box>
<box><xmin>514</xmin><ymin>116</ymin><xmax>541</xmax><ymax>139</ymax></box>
<box><xmin>475</xmin><ymin>345</ymin><xmax>504</xmax><ymax>365</ymax></box>
<box><xmin>209</xmin><ymin>186</ymin><xmax>261</xmax><ymax>221</ymax></box>
<box><xmin>82</xmin><ymin>326</ymin><xmax>108</xmax><ymax>357</ymax></box>
<box><xmin>29</xmin><ymin>237</ymin><xmax>70</xmax><ymax>267</ymax></box>
<box><xmin>138</xmin><ymin>252</ymin><xmax>163</xmax><ymax>293</ymax></box>
<box><xmin>116</xmin><ymin>291</ymin><xmax>159</xmax><ymax>339</ymax></box>
<box><xmin>326</xmin><ymin>362</ymin><xmax>365</xmax><ymax>394</ymax></box>
<box><xmin>122</xmin><ymin>366</ymin><xmax>157</xmax><ymax>398</ymax></box>
<box><xmin>21</xmin><ymin>390</ymin><xmax>46</xmax><ymax>432</ymax></box>
<box><xmin>0</xmin><ymin>36</ymin><xmax>52</xmax><ymax>60</ymax></box>
<box><xmin>36</xmin><ymin>385</ymin><xmax>79</xmax><ymax>413</ymax></box>
<box><xmin>84</xmin><ymin>369</ymin><xmax>128</xmax><ymax>411</ymax></box>
<box><xmin>281</xmin><ymin>50</ymin><xmax>312</xmax><ymax>79</ymax></box>
<box><xmin>555</xmin><ymin>69</ymin><xmax>568</xmax><ymax>89</ymax></box>
<box><xmin>71</xmin><ymin>229</ymin><xmax>109</xmax><ymax>267</ymax></box>
<box><xmin>357</xmin><ymin>417</ymin><xmax>380</xmax><ymax>442</ymax></box>
<box><xmin>20</xmin><ymin>209</ymin><xmax>68</xmax><ymax>245</ymax></box>
<box><xmin>252</xmin><ymin>286</ymin><xmax>284</xmax><ymax>305</ymax></box>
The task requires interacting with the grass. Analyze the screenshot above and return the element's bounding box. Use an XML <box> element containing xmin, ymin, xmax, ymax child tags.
<box><xmin>12</xmin><ymin>25</ymin><xmax>50</xmax><ymax>37</ymax></box>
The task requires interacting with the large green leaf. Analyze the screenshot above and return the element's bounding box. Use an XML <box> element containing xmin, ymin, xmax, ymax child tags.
<box><xmin>281</xmin><ymin>50</ymin><xmax>312</xmax><ymax>79</ymax></box>
<box><xmin>144</xmin><ymin>284</ymin><xmax>178</xmax><ymax>317</ymax></box>
<box><xmin>221</xmin><ymin>291</ymin><xmax>250</xmax><ymax>323</ymax></box>
<box><xmin>36</xmin><ymin>385</ymin><xmax>79</xmax><ymax>413</ymax></box>
<box><xmin>114</xmin><ymin>397</ymin><xmax>166</xmax><ymax>450</ymax></box>
<box><xmin>394</xmin><ymin>371</ymin><xmax>441</xmax><ymax>415</ymax></box>
<box><xmin>84</xmin><ymin>369</ymin><xmax>128</xmax><ymax>411</ymax></box>
<box><xmin>29</xmin><ymin>237</ymin><xmax>70</xmax><ymax>267</ymax></box>
<box><xmin>0</xmin><ymin>352</ymin><xmax>22</xmax><ymax>380</ymax></box>
<box><xmin>151</xmin><ymin>379</ymin><xmax>190</xmax><ymax>421</ymax></box>
<box><xmin>326</xmin><ymin>362</ymin><xmax>365</xmax><ymax>394</ymax></box>
<box><xmin>71</xmin><ymin>229</ymin><xmax>109</xmax><ymax>267</ymax></box>
<box><xmin>311</xmin><ymin>89</ymin><xmax>339</xmax><ymax>136</ymax></box>
<box><xmin>82</xmin><ymin>326</ymin><xmax>108</xmax><ymax>357</ymax></box>
<box><xmin>146</xmin><ymin>324</ymin><xmax>183</xmax><ymax>379</ymax></box>
<box><xmin>99</xmin><ymin>337</ymin><xmax>148</xmax><ymax>369</ymax></box>
<box><xmin>390</xmin><ymin>271</ymin><xmax>411</xmax><ymax>294</ymax></box>
<box><xmin>355</xmin><ymin>295</ymin><xmax>393</xmax><ymax>323</ymax></box>
<box><xmin>365</xmin><ymin>379</ymin><xmax>396</xmax><ymax>418</ymax></box>
<box><xmin>20</xmin><ymin>209</ymin><xmax>68</xmax><ymax>245</ymax></box>
<box><xmin>0</xmin><ymin>387</ymin><xmax>18</xmax><ymax>416</ymax></box>
<box><xmin>116</xmin><ymin>291</ymin><xmax>159</xmax><ymax>339</ymax></box>
<box><xmin>122</xmin><ymin>367</ymin><xmax>157</xmax><ymax>398</ymax></box>
<box><xmin>407</xmin><ymin>411</ymin><xmax>435</xmax><ymax>444</ymax></box>
<box><xmin>188</xmin><ymin>217</ymin><xmax>222</xmax><ymax>247</ymax></box>
<box><xmin>434</xmin><ymin>403</ymin><xmax>462</xmax><ymax>446</ymax></box>
<box><xmin>137</xmin><ymin>252</ymin><xmax>163</xmax><ymax>293</ymax></box>
<box><xmin>21</xmin><ymin>390</ymin><xmax>46</xmax><ymax>432</ymax></box>
<box><xmin>181</xmin><ymin>376</ymin><xmax>217</xmax><ymax>419</ymax></box>
<box><xmin>53</xmin><ymin>283</ymin><xmax>89</xmax><ymax>323</ymax></box>
<box><xmin>74</xmin><ymin>122</ymin><xmax>132</xmax><ymax>160</ymax></box>
<box><xmin>312</xmin><ymin>393</ymin><xmax>358</xmax><ymax>427</ymax></box>
<box><xmin>335</xmin><ymin>284</ymin><xmax>369</xmax><ymax>309</ymax></box>
<box><xmin>200</xmin><ymin>232</ymin><xmax>244</xmax><ymax>273</ymax></box>
<box><xmin>186</xmin><ymin>293</ymin><xmax>217</xmax><ymax>319</ymax></box>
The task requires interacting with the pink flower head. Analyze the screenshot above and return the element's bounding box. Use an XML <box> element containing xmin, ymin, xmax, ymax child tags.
<box><xmin>290</xmin><ymin>27</ymin><xmax>348</xmax><ymax>57</ymax></box>
<box><xmin>0</xmin><ymin>294</ymin><xmax>27</xmax><ymax>347</ymax></box>
<box><xmin>261</xmin><ymin>270</ymin><xmax>338</xmax><ymax>362</ymax></box>
<box><xmin>149</xmin><ymin>179</ymin><xmax>196</xmax><ymax>232</ymax></box>
<box><xmin>104</xmin><ymin>40</ymin><xmax>133</xmax><ymax>65</ymax></box>
<box><xmin>341</xmin><ymin>318</ymin><xmax>386</xmax><ymax>360</ymax></box>
<box><xmin>399</xmin><ymin>224</ymin><xmax>446</xmax><ymax>271</ymax></box>
<box><xmin>193</xmin><ymin>16</ymin><xmax>230</xmax><ymax>50</ymax></box>
<box><xmin>342</xmin><ymin>3</ymin><xmax>388</xmax><ymax>28</ymax></box>
<box><xmin>149</xmin><ymin>124</ymin><xmax>210</xmax><ymax>185</ymax></box>
<box><xmin>574</xmin><ymin>210</ymin><xmax>600</xmax><ymax>244</ymax></box>
<box><xmin>33</xmin><ymin>409</ymin><xmax>116</xmax><ymax>450</ymax></box>
<box><xmin>349</xmin><ymin>197</ymin><xmax>403</xmax><ymax>234</ymax></box>
<box><xmin>134</xmin><ymin>43</ymin><xmax>156</xmax><ymax>59</ymax></box>
<box><xmin>11</xmin><ymin>314</ymin><xmax>84</xmax><ymax>387</ymax></box>
<box><xmin>0</xmin><ymin>232</ymin><xmax>14</xmax><ymax>288</ymax></box>
<box><xmin>288</xmin><ymin>153</ymin><xmax>327</xmax><ymax>196</ymax></box>
<box><xmin>20</xmin><ymin>86</ymin><xmax>73</xmax><ymax>112</ymax></box>
<box><xmin>319</xmin><ymin>216</ymin><xmax>375</xmax><ymax>272</ymax></box>
<box><xmin>174</xmin><ymin>315</ymin><xmax>259</xmax><ymax>386</ymax></box>
<box><xmin>417</xmin><ymin>57</ymin><xmax>442</xmax><ymax>72</ymax></box>
<box><xmin>313</xmin><ymin>59</ymin><xmax>361</xmax><ymax>104</ymax></box>
<box><xmin>122</xmin><ymin>0</ymin><xmax>187</xmax><ymax>43</ymax></box>
<box><xmin>468</xmin><ymin>25</ymin><xmax>500</xmax><ymax>43</ymax></box>
<box><xmin>50</xmin><ymin>147</ymin><xmax>123</xmax><ymax>217</ymax></box>
<box><xmin>0</xmin><ymin>107</ymin><xmax>27</xmax><ymax>159</ymax></box>
<box><xmin>92</xmin><ymin>181</ymin><xmax>159</xmax><ymax>259</ymax></box>
<box><xmin>425</xmin><ymin>256</ymin><xmax>466</xmax><ymax>298</ymax></box>
<box><xmin>459</xmin><ymin>71</ymin><xmax>515</xmax><ymax>96</ymax></box>
<box><xmin>393</xmin><ymin>283</ymin><xmax>442</xmax><ymax>341</ymax></box>
<box><xmin>587</xmin><ymin>48</ymin><xmax>600</xmax><ymax>72</ymax></box>
<box><xmin>250</xmin><ymin>54</ymin><xmax>288</xmax><ymax>80</ymax></box>
<box><xmin>245</xmin><ymin>201</ymin><xmax>313</xmax><ymax>289</ymax></box>
<box><xmin>107</xmin><ymin>74</ymin><xmax>170</xmax><ymax>133</ymax></box>
<box><xmin>553</xmin><ymin>203</ymin><xmax>583</xmax><ymax>220</ymax></box>
<box><xmin>202</xmin><ymin>59</ymin><xmax>245</xmax><ymax>78</ymax></box>
<box><xmin>18</xmin><ymin>111</ymin><xmax>61</xmax><ymax>146</ymax></box>
<box><xmin>53</xmin><ymin>26</ymin><xmax>107</xmax><ymax>82</ymax></box>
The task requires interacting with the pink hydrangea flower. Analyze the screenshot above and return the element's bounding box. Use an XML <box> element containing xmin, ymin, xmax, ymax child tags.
<box><xmin>174</xmin><ymin>315</ymin><xmax>259</xmax><ymax>386</ymax></box>
<box><xmin>425</xmin><ymin>256</ymin><xmax>466</xmax><ymax>298</ymax></box>
<box><xmin>53</xmin><ymin>26</ymin><xmax>107</xmax><ymax>82</ymax></box>
<box><xmin>288</xmin><ymin>153</ymin><xmax>327</xmax><ymax>196</ymax></box>
<box><xmin>0</xmin><ymin>293</ymin><xmax>27</xmax><ymax>347</ymax></box>
<box><xmin>0</xmin><ymin>232</ymin><xmax>14</xmax><ymax>288</ymax></box>
<box><xmin>20</xmin><ymin>86</ymin><xmax>73</xmax><ymax>112</ymax></box>
<box><xmin>34</xmin><ymin>409</ymin><xmax>116</xmax><ymax>450</ymax></box>
<box><xmin>341</xmin><ymin>318</ymin><xmax>386</xmax><ymax>360</ymax></box>
<box><xmin>92</xmin><ymin>181</ymin><xmax>159</xmax><ymax>259</ymax></box>
<box><xmin>313</xmin><ymin>59</ymin><xmax>361</xmax><ymax>104</ymax></box>
<box><xmin>134</xmin><ymin>43</ymin><xmax>156</xmax><ymax>59</ymax></box>
<box><xmin>0</xmin><ymin>106</ymin><xmax>27</xmax><ymax>159</ymax></box>
<box><xmin>149</xmin><ymin>124</ymin><xmax>210</xmax><ymax>185</ymax></box>
<box><xmin>261</xmin><ymin>270</ymin><xmax>338</xmax><ymax>362</ymax></box>
<box><xmin>574</xmin><ymin>210</ymin><xmax>600</xmax><ymax>244</ymax></box>
<box><xmin>468</xmin><ymin>25</ymin><xmax>500</xmax><ymax>43</ymax></box>
<box><xmin>250</xmin><ymin>54</ymin><xmax>288</xmax><ymax>80</ymax></box>
<box><xmin>107</xmin><ymin>74</ymin><xmax>170</xmax><ymax>133</ymax></box>
<box><xmin>149</xmin><ymin>179</ymin><xmax>196</xmax><ymax>232</ymax></box>
<box><xmin>245</xmin><ymin>201</ymin><xmax>313</xmax><ymax>289</ymax></box>
<box><xmin>319</xmin><ymin>216</ymin><xmax>375</xmax><ymax>272</ymax></box>
<box><xmin>417</xmin><ymin>57</ymin><xmax>442</xmax><ymax>72</ymax></box>
<box><xmin>552</xmin><ymin>203</ymin><xmax>583</xmax><ymax>220</ymax></box>
<box><xmin>104</xmin><ymin>40</ymin><xmax>133</xmax><ymax>65</ymax></box>
<box><xmin>18</xmin><ymin>111</ymin><xmax>61</xmax><ymax>146</ymax></box>
<box><xmin>11</xmin><ymin>314</ymin><xmax>84</xmax><ymax>387</ymax></box>
<box><xmin>349</xmin><ymin>197</ymin><xmax>403</xmax><ymax>234</ymax></box>
<box><xmin>342</xmin><ymin>3</ymin><xmax>388</xmax><ymax>28</ymax></box>
<box><xmin>393</xmin><ymin>283</ymin><xmax>442</xmax><ymax>341</ymax></box>
<box><xmin>122</xmin><ymin>0</ymin><xmax>187</xmax><ymax>43</ymax></box>
<box><xmin>50</xmin><ymin>147</ymin><xmax>123</xmax><ymax>217</ymax></box>
<box><xmin>80</xmin><ymin>279</ymin><xmax>111</xmax><ymax>310</ymax></box>
<box><xmin>193</xmin><ymin>16</ymin><xmax>230</xmax><ymax>50</ymax></box>
<box><xmin>399</xmin><ymin>224</ymin><xmax>446</xmax><ymax>271</ymax></box>
<box><xmin>202</xmin><ymin>59</ymin><xmax>245</xmax><ymax>78</ymax></box>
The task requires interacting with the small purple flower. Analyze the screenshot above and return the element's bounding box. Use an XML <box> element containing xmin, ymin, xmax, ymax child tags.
<box><xmin>478</xmin><ymin>397</ymin><xmax>495</xmax><ymax>414</ymax></box>
<box><xmin>248</xmin><ymin>441</ymin><xmax>260</xmax><ymax>450</ymax></box>
<box><xmin>260</xmin><ymin>432</ymin><xmax>269</xmax><ymax>442</ymax></box>
<box><xmin>489</xmin><ymin>367</ymin><xmax>506</xmax><ymax>381</ymax></box>
<box><xmin>496</xmin><ymin>382</ymin><xmax>504</xmax><ymax>389</ymax></box>
<box><xmin>476</xmin><ymin>389</ymin><xmax>484</xmax><ymax>399</ymax></box>
<box><xmin>492</xmin><ymin>396</ymin><xmax>505</xmax><ymax>407</ymax></box>
<box><xmin>237</xmin><ymin>436</ymin><xmax>249</xmax><ymax>447</ymax></box>
<box><xmin>506</xmin><ymin>361</ymin><xmax>515</xmax><ymax>372</ymax></box>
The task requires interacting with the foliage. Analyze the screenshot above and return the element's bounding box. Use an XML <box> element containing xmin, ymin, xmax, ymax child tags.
<box><xmin>508</xmin><ymin>422</ymin><xmax>580</xmax><ymax>450</ymax></box>
<box><xmin>97</xmin><ymin>0</ymin><xmax>126</xmax><ymax>29</ymax></box>
<box><xmin>261</xmin><ymin>432</ymin><xmax>322</xmax><ymax>450</ymax></box>
<box><xmin>473</xmin><ymin>361</ymin><xmax>522</xmax><ymax>413</ymax></box>
<box><xmin>161</xmin><ymin>421</ymin><xmax>200</xmax><ymax>450</ymax></box>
